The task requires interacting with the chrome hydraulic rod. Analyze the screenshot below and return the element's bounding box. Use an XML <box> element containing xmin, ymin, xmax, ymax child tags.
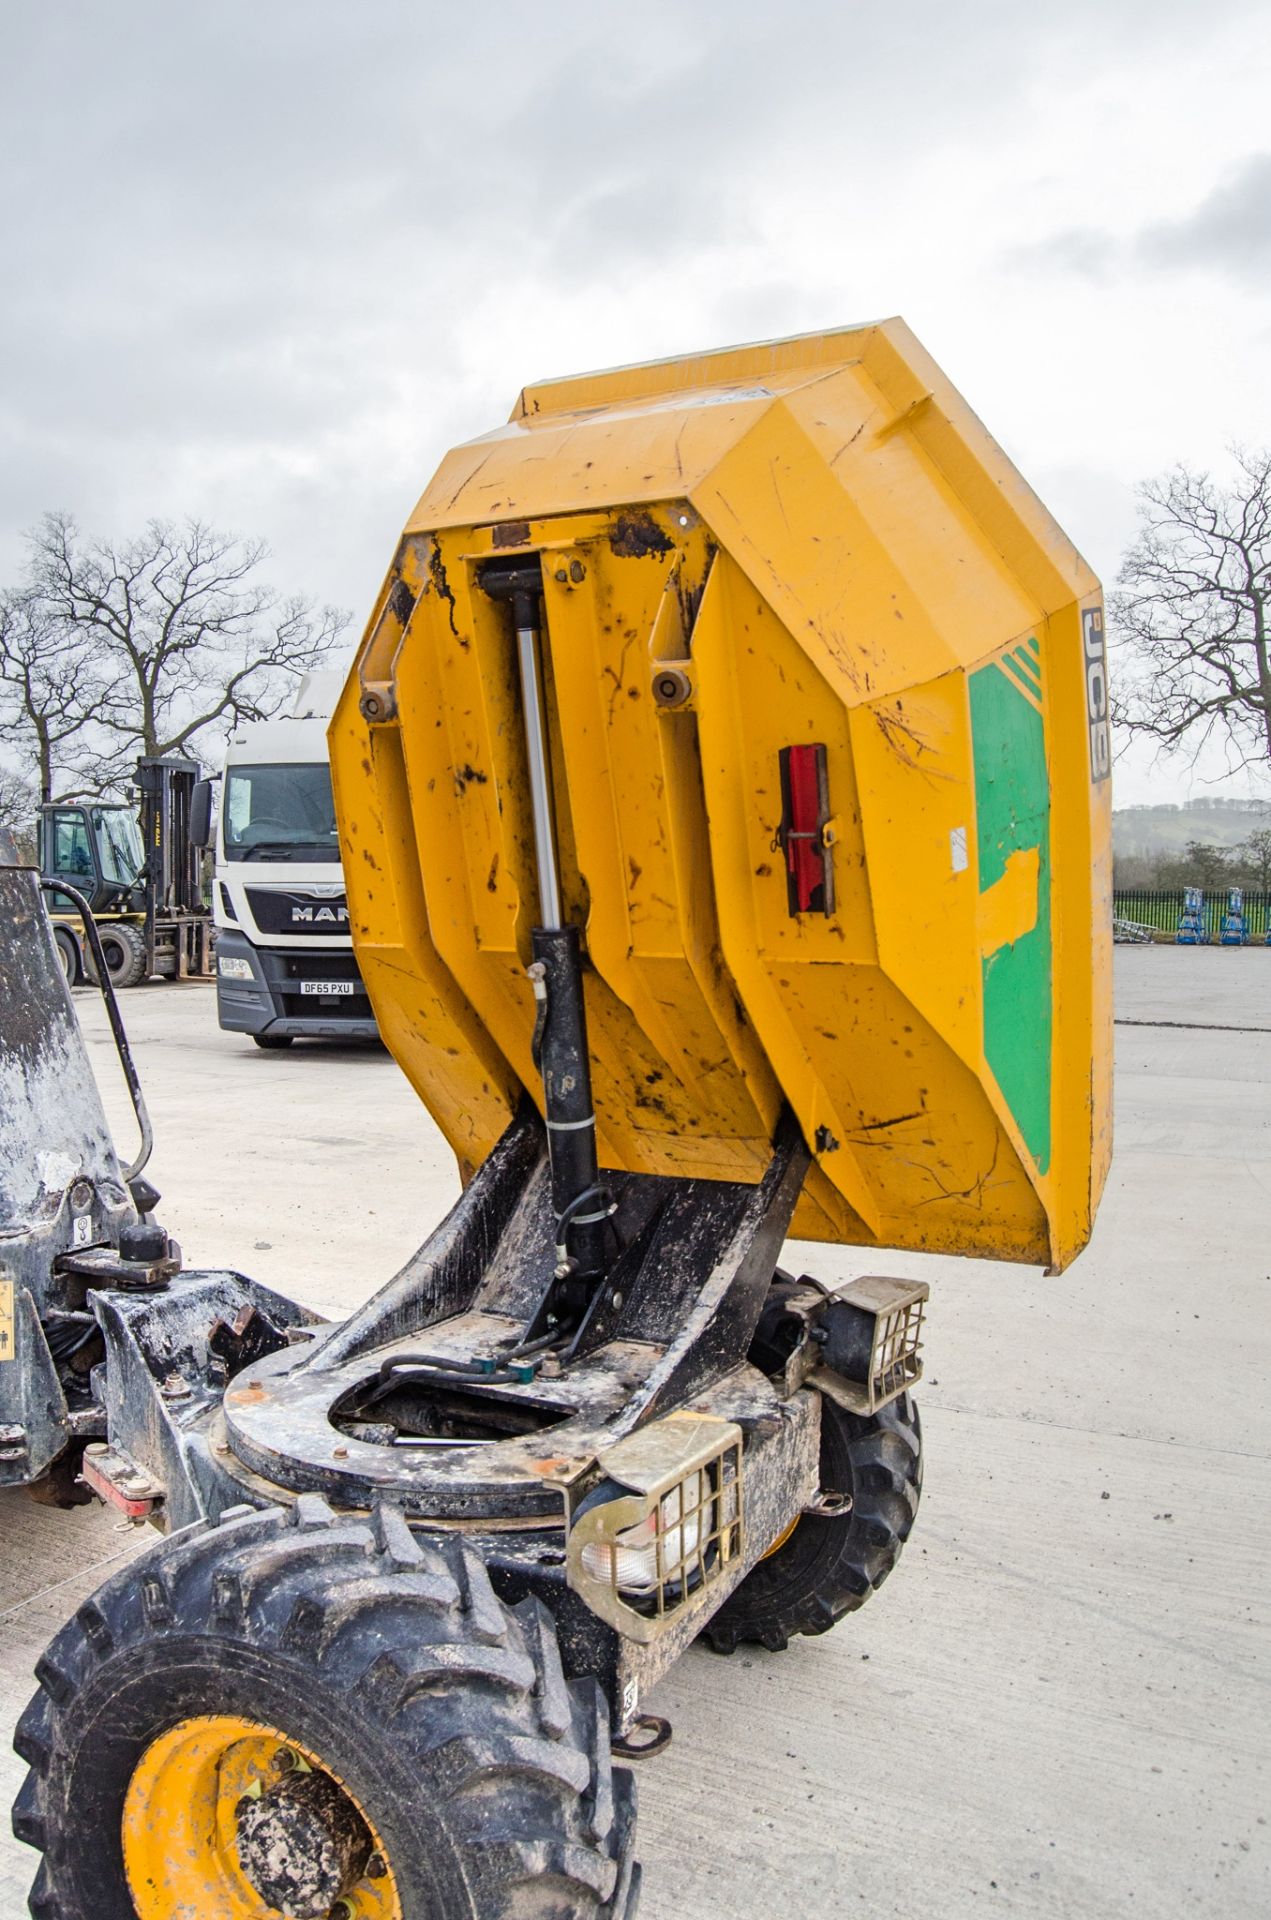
<box><xmin>514</xmin><ymin>615</ymin><xmax>563</xmax><ymax>930</ymax></box>
<box><xmin>478</xmin><ymin>559</ymin><xmax>611</xmax><ymax>1303</ymax></box>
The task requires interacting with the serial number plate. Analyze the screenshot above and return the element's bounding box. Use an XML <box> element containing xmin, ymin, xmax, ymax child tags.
<box><xmin>300</xmin><ymin>981</ymin><xmax>355</xmax><ymax>997</ymax></box>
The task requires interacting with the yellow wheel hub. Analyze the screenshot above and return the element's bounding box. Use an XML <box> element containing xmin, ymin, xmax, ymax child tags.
<box><xmin>762</xmin><ymin>1515</ymin><xmax>800</xmax><ymax>1559</ymax></box>
<box><xmin>122</xmin><ymin>1715</ymin><xmax>402</xmax><ymax>1919</ymax></box>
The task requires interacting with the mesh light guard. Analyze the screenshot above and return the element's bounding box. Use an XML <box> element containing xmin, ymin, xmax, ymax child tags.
<box><xmin>567</xmin><ymin>1414</ymin><xmax>744</xmax><ymax>1643</ymax></box>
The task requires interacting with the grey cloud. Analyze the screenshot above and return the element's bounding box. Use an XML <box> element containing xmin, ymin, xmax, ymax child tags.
<box><xmin>1139</xmin><ymin>152</ymin><xmax>1271</xmax><ymax>280</ymax></box>
<box><xmin>1005</xmin><ymin>152</ymin><xmax>1271</xmax><ymax>287</ymax></box>
<box><xmin>1</xmin><ymin>0</ymin><xmax>1266</xmax><ymax>616</ymax></box>
<box><xmin>1019</xmin><ymin>230</ymin><xmax>1116</xmax><ymax>279</ymax></box>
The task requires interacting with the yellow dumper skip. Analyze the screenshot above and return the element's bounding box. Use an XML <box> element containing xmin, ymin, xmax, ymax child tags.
<box><xmin>332</xmin><ymin>321</ymin><xmax>1112</xmax><ymax>1271</ymax></box>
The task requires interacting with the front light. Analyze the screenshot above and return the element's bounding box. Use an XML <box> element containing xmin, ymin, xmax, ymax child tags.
<box><xmin>580</xmin><ymin>1470</ymin><xmax>710</xmax><ymax>1596</ymax></box>
<box><xmin>218</xmin><ymin>956</ymin><xmax>254</xmax><ymax>981</ymax></box>
<box><xmin>567</xmin><ymin>1415</ymin><xmax>743</xmax><ymax>1640</ymax></box>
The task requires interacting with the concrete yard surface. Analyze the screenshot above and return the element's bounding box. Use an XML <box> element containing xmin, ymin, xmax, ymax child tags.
<box><xmin>2</xmin><ymin>950</ymin><xmax>1268</xmax><ymax>1916</ymax></box>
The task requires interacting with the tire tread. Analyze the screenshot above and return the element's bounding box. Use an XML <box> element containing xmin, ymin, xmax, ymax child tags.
<box><xmin>12</xmin><ymin>1499</ymin><xmax>639</xmax><ymax>1917</ymax></box>
<box><xmin>703</xmin><ymin>1390</ymin><xmax>922</xmax><ymax>1653</ymax></box>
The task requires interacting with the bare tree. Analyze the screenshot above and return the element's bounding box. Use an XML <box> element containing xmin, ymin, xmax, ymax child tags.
<box><xmin>0</xmin><ymin>587</ymin><xmax>110</xmax><ymax>802</ymax></box>
<box><xmin>21</xmin><ymin>513</ymin><xmax>349</xmax><ymax>770</ymax></box>
<box><xmin>1110</xmin><ymin>448</ymin><xmax>1271</xmax><ymax>773</ymax></box>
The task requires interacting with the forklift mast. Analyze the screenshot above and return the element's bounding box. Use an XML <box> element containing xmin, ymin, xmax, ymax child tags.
<box><xmin>134</xmin><ymin>755</ymin><xmax>204</xmax><ymax>919</ymax></box>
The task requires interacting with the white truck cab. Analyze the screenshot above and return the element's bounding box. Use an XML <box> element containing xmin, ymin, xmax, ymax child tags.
<box><xmin>211</xmin><ymin>671</ymin><xmax>377</xmax><ymax>1047</ymax></box>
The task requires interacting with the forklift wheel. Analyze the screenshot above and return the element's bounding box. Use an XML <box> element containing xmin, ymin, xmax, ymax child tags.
<box><xmin>13</xmin><ymin>1499</ymin><xmax>639</xmax><ymax>1920</ymax></box>
<box><xmin>51</xmin><ymin>928</ymin><xmax>80</xmax><ymax>987</ymax></box>
<box><xmin>703</xmin><ymin>1390</ymin><xmax>922</xmax><ymax>1654</ymax></box>
<box><xmin>253</xmin><ymin>1032</ymin><xmax>295</xmax><ymax>1049</ymax></box>
<box><xmin>96</xmin><ymin>922</ymin><xmax>147</xmax><ymax>989</ymax></box>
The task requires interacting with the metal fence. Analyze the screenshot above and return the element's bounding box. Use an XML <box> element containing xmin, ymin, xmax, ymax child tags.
<box><xmin>1112</xmin><ymin>889</ymin><xmax>1271</xmax><ymax>941</ymax></box>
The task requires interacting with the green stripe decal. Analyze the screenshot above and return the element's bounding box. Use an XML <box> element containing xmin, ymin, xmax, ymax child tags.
<box><xmin>1011</xmin><ymin>645</ymin><xmax>1042</xmax><ymax>689</ymax></box>
<box><xmin>999</xmin><ymin>658</ymin><xmax>1042</xmax><ymax>704</ymax></box>
<box><xmin>970</xmin><ymin>661</ymin><xmax>1052</xmax><ymax>1171</ymax></box>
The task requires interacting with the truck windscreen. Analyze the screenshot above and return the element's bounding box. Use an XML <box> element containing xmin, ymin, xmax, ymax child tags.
<box><xmin>223</xmin><ymin>763</ymin><xmax>341</xmax><ymax>863</ymax></box>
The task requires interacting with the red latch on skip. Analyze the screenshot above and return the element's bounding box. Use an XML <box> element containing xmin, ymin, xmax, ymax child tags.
<box><xmin>777</xmin><ymin>744</ymin><xmax>834</xmax><ymax>916</ymax></box>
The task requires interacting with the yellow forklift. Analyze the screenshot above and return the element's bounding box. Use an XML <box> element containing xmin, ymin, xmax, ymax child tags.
<box><xmin>38</xmin><ymin>755</ymin><xmax>213</xmax><ymax>986</ymax></box>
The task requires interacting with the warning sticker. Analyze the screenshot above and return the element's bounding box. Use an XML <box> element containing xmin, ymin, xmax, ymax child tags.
<box><xmin>0</xmin><ymin>1280</ymin><xmax>14</xmax><ymax>1362</ymax></box>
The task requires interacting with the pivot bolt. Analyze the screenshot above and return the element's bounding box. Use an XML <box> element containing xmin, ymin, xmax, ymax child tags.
<box><xmin>652</xmin><ymin>665</ymin><xmax>692</xmax><ymax>708</ymax></box>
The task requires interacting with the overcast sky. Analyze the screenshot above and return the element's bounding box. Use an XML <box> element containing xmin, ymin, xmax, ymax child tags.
<box><xmin>2</xmin><ymin>0</ymin><xmax>1268</xmax><ymax>804</ymax></box>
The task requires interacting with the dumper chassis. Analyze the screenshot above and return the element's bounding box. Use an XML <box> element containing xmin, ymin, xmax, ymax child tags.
<box><xmin>7</xmin><ymin>932</ymin><xmax>925</xmax><ymax>1917</ymax></box>
<box><xmin>4</xmin><ymin>697</ymin><xmax>927</xmax><ymax>1920</ymax></box>
<box><xmin>5</xmin><ymin>321</ymin><xmax>1110</xmax><ymax>1918</ymax></box>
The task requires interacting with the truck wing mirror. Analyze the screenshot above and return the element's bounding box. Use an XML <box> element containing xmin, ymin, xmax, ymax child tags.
<box><xmin>189</xmin><ymin>779</ymin><xmax>215</xmax><ymax>849</ymax></box>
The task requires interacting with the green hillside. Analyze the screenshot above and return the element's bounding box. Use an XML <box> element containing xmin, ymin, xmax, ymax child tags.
<box><xmin>1114</xmin><ymin>800</ymin><xmax>1271</xmax><ymax>858</ymax></box>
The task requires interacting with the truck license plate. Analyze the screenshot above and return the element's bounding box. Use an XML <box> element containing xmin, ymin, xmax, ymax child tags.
<box><xmin>300</xmin><ymin>981</ymin><xmax>355</xmax><ymax>996</ymax></box>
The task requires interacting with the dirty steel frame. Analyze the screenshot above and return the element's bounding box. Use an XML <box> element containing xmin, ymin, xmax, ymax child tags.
<box><xmin>0</xmin><ymin>839</ymin><xmax>171</xmax><ymax>1491</ymax></box>
<box><xmin>136</xmin><ymin>1096</ymin><xmax>819</xmax><ymax>1720</ymax></box>
<box><xmin>91</xmin><ymin>1089</ymin><xmax>829</xmax><ymax>1721</ymax></box>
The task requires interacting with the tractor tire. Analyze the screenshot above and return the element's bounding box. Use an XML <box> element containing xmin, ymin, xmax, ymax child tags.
<box><xmin>253</xmin><ymin>1032</ymin><xmax>295</xmax><ymax>1050</ymax></box>
<box><xmin>96</xmin><ymin>922</ymin><xmax>147</xmax><ymax>989</ymax></box>
<box><xmin>13</xmin><ymin>1497</ymin><xmax>640</xmax><ymax>1920</ymax></box>
<box><xmin>51</xmin><ymin>929</ymin><xmax>80</xmax><ymax>987</ymax></box>
<box><xmin>703</xmin><ymin>1390</ymin><xmax>922</xmax><ymax>1655</ymax></box>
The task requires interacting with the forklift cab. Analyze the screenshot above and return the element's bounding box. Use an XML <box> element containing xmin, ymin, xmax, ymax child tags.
<box><xmin>38</xmin><ymin>803</ymin><xmax>145</xmax><ymax>915</ymax></box>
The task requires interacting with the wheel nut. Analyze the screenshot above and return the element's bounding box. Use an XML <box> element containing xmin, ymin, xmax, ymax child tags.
<box><xmin>272</xmin><ymin>1747</ymin><xmax>299</xmax><ymax>1773</ymax></box>
<box><xmin>367</xmin><ymin>1852</ymin><xmax>386</xmax><ymax>1879</ymax></box>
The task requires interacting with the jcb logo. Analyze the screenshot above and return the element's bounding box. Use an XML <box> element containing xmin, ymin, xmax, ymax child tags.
<box><xmin>292</xmin><ymin>905</ymin><xmax>348</xmax><ymax>924</ymax></box>
<box><xmin>1083</xmin><ymin>606</ymin><xmax>1110</xmax><ymax>784</ymax></box>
